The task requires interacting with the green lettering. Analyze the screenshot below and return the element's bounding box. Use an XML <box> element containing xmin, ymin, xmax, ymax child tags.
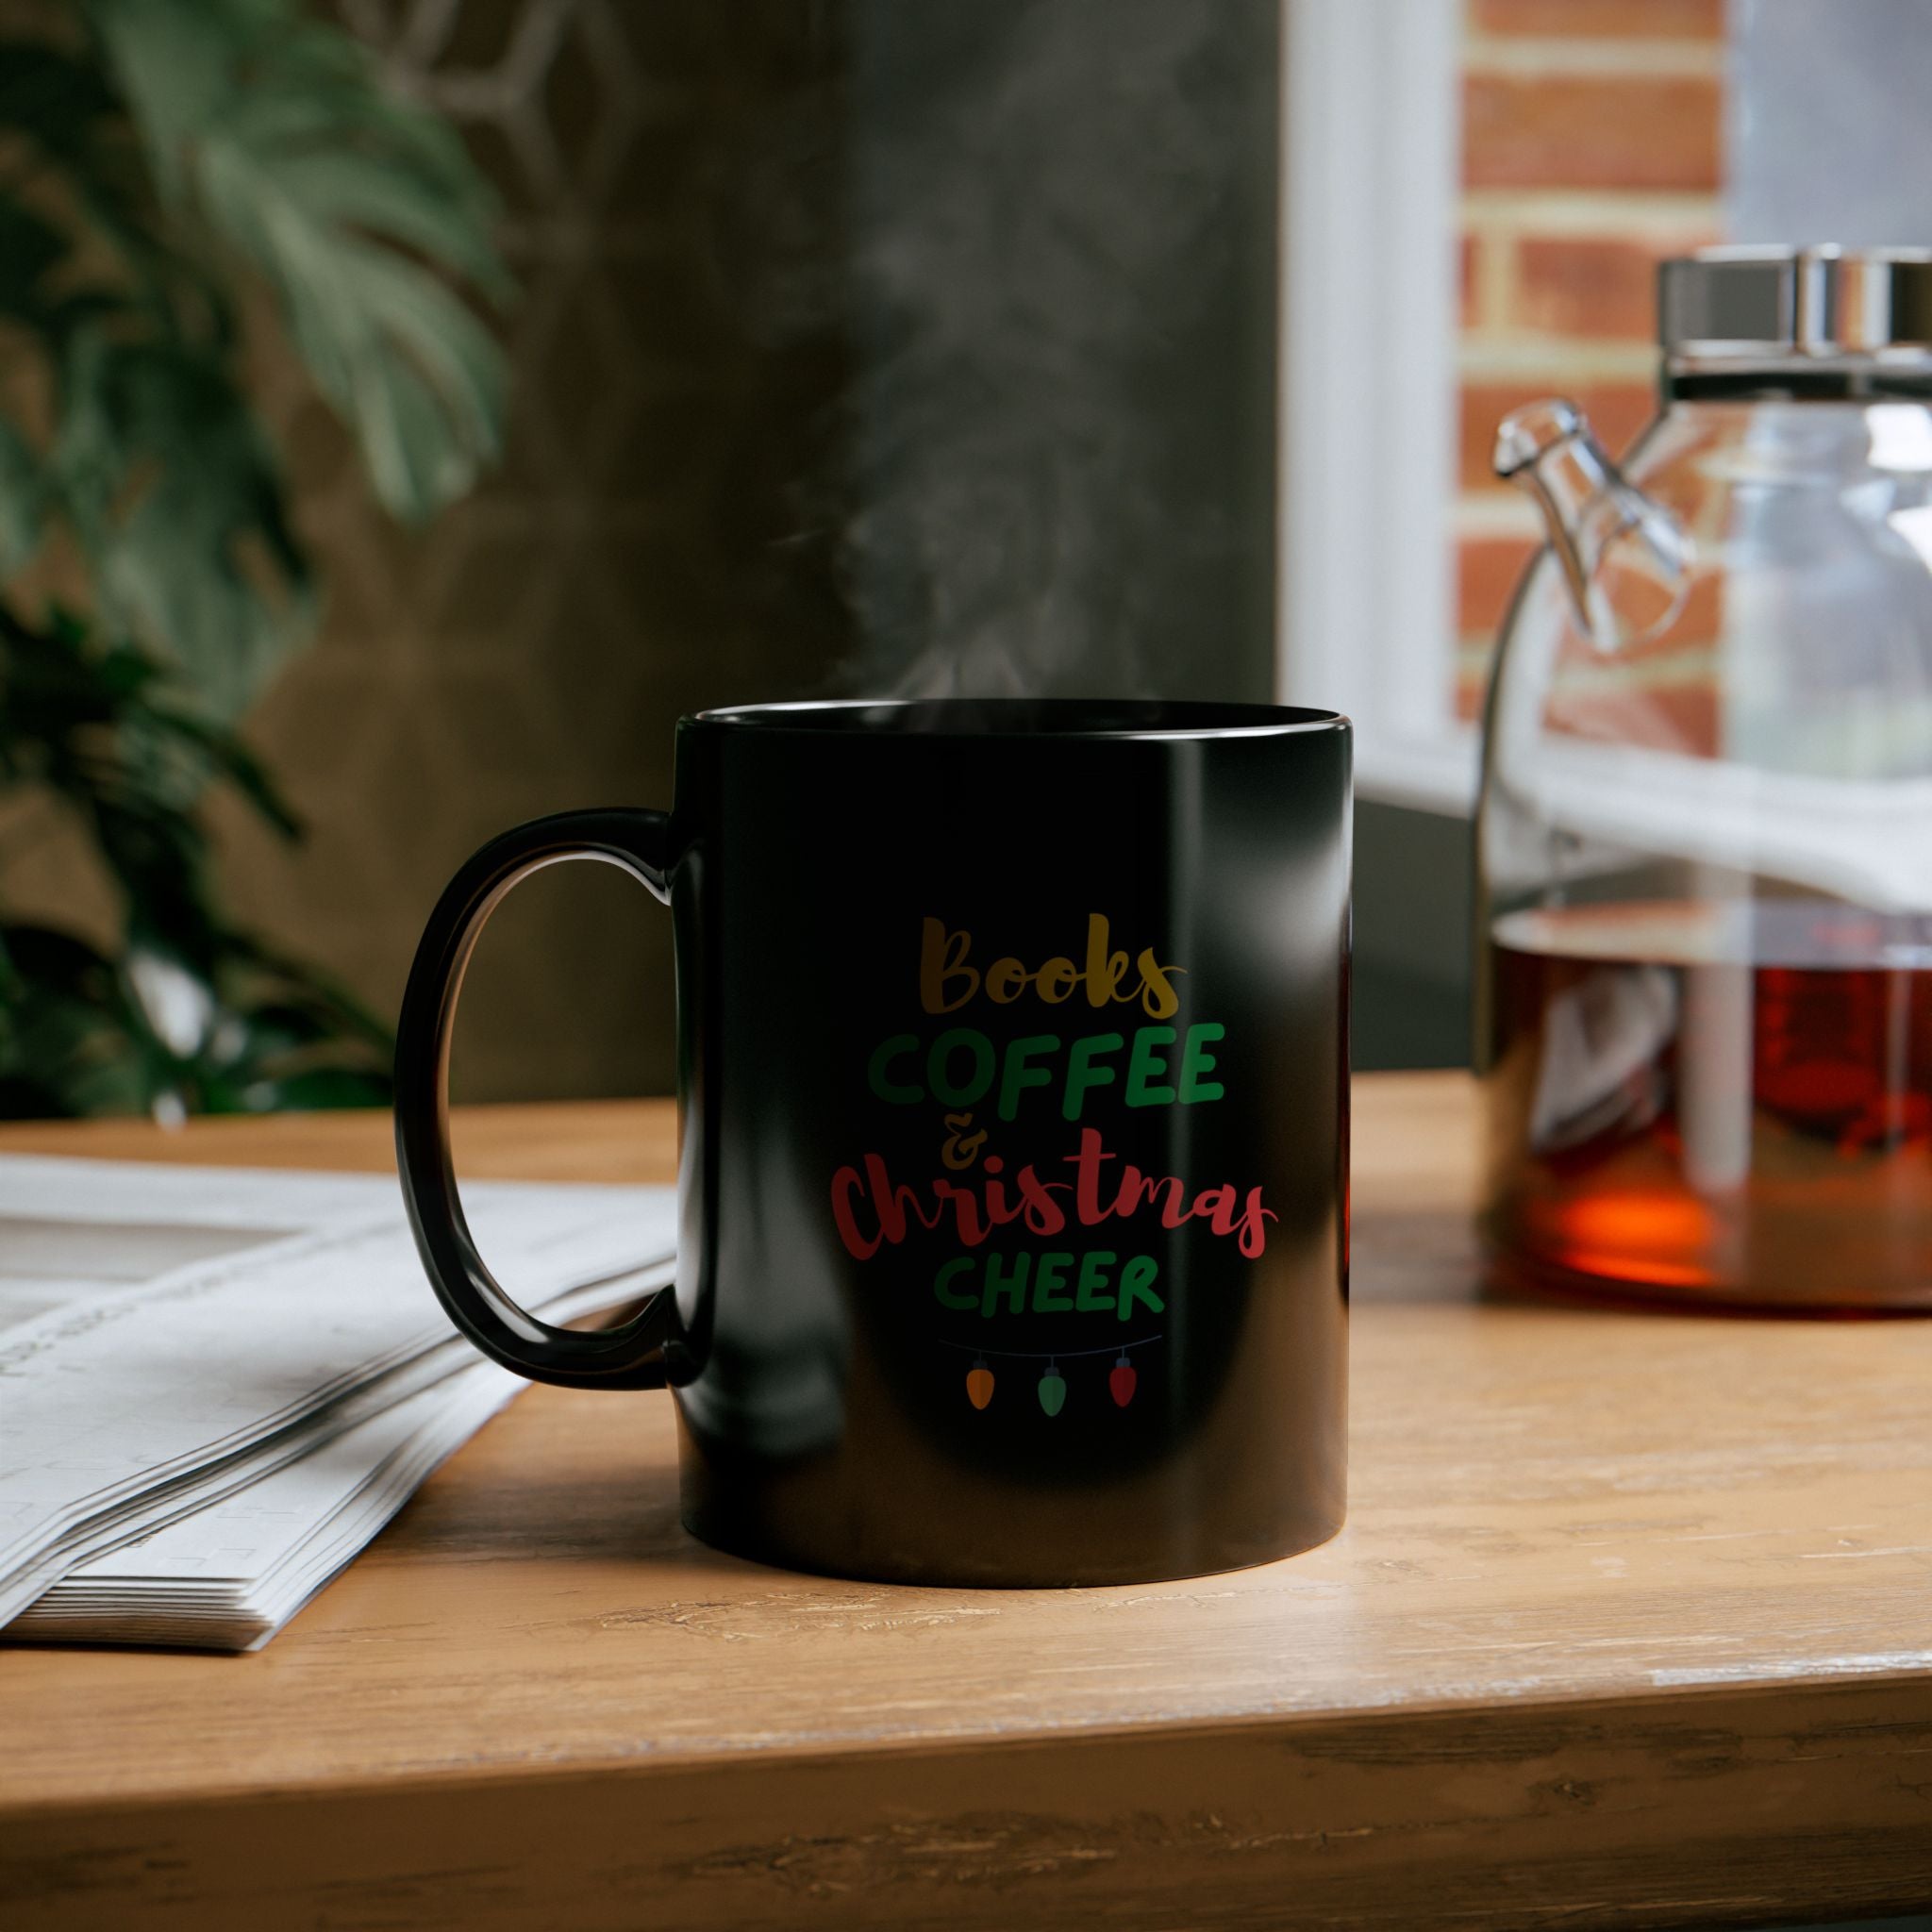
<box><xmin>934</xmin><ymin>1257</ymin><xmax>976</xmax><ymax>1311</ymax></box>
<box><xmin>1125</xmin><ymin>1026</ymin><xmax>1177</xmax><ymax>1108</ymax></box>
<box><xmin>981</xmin><ymin>1250</ymin><xmax>1030</xmax><ymax>1317</ymax></box>
<box><xmin>1179</xmin><ymin>1023</ymin><xmax>1225</xmax><ymax>1104</ymax></box>
<box><xmin>868</xmin><ymin>1033</ymin><xmax>923</xmax><ymax>1104</ymax></box>
<box><xmin>998</xmin><ymin>1034</ymin><xmax>1060</xmax><ymax>1122</ymax></box>
<box><xmin>1032</xmin><ymin>1251</ymin><xmax>1074</xmax><ymax>1312</ymax></box>
<box><xmin>929</xmin><ymin>1028</ymin><xmax>995</xmax><ymax>1107</ymax></box>
<box><xmin>1062</xmin><ymin>1032</ymin><xmax>1123</xmax><ymax>1121</ymax></box>
<box><xmin>1075</xmin><ymin>1250</ymin><xmax>1116</xmax><ymax>1312</ymax></box>
<box><xmin>1118</xmin><ymin>1255</ymin><xmax>1163</xmax><ymax>1319</ymax></box>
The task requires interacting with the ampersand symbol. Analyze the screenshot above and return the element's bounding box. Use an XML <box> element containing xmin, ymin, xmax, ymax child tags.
<box><xmin>941</xmin><ymin>1113</ymin><xmax>988</xmax><ymax>1169</ymax></box>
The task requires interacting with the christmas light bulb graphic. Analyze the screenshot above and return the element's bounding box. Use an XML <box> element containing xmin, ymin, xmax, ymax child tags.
<box><xmin>1108</xmin><ymin>1352</ymin><xmax>1137</xmax><ymax>1407</ymax></box>
<box><xmin>966</xmin><ymin>1359</ymin><xmax>995</xmax><ymax>1410</ymax></box>
<box><xmin>1037</xmin><ymin>1360</ymin><xmax>1067</xmax><ymax>1417</ymax></box>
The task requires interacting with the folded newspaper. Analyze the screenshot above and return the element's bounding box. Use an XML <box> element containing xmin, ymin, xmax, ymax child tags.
<box><xmin>0</xmin><ymin>1156</ymin><xmax>675</xmax><ymax>1651</ymax></box>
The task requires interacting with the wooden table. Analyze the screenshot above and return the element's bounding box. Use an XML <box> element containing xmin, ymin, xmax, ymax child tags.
<box><xmin>3</xmin><ymin>1074</ymin><xmax>1931</xmax><ymax>1932</ymax></box>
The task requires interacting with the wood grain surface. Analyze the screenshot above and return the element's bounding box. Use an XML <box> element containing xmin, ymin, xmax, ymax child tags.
<box><xmin>3</xmin><ymin>1074</ymin><xmax>1930</xmax><ymax>1931</ymax></box>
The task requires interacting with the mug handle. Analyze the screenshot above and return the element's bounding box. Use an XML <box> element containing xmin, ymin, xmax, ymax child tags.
<box><xmin>394</xmin><ymin>808</ymin><xmax>682</xmax><ymax>1390</ymax></box>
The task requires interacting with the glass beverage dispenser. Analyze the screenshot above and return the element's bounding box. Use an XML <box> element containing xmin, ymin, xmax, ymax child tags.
<box><xmin>1478</xmin><ymin>246</ymin><xmax>1932</xmax><ymax>1310</ymax></box>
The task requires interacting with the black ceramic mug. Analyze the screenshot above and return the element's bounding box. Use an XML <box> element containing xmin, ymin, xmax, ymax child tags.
<box><xmin>395</xmin><ymin>699</ymin><xmax>1350</xmax><ymax>1587</ymax></box>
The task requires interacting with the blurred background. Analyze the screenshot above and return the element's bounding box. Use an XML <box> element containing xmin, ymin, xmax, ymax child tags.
<box><xmin>0</xmin><ymin>0</ymin><xmax>1922</xmax><ymax>1117</ymax></box>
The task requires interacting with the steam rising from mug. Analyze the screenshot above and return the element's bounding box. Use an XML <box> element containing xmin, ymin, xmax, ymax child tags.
<box><xmin>756</xmin><ymin>0</ymin><xmax>1279</xmax><ymax>700</ymax></box>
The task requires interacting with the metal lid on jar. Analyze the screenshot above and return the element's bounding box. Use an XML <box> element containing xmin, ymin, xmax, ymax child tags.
<box><xmin>1659</xmin><ymin>246</ymin><xmax>1932</xmax><ymax>368</ymax></box>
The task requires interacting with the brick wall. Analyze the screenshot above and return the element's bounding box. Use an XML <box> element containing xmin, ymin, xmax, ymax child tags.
<box><xmin>1454</xmin><ymin>0</ymin><xmax>1726</xmax><ymax>720</ymax></box>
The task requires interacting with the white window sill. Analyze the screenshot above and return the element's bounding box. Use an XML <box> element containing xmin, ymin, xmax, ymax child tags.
<box><xmin>1354</xmin><ymin>726</ymin><xmax>1480</xmax><ymax>818</ymax></box>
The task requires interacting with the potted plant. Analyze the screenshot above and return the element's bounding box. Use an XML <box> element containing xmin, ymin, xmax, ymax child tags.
<box><xmin>0</xmin><ymin>0</ymin><xmax>507</xmax><ymax>1117</ymax></box>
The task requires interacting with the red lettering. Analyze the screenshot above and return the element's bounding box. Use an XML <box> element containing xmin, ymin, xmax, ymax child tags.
<box><xmin>1018</xmin><ymin>1169</ymin><xmax>1069</xmax><ymax>1235</ymax></box>
<box><xmin>832</xmin><ymin>1132</ymin><xmax>1271</xmax><ymax>1258</ymax></box>
<box><xmin>831</xmin><ymin>1165</ymin><xmax>881</xmax><ymax>1260</ymax></box>
<box><xmin>1237</xmin><ymin>1187</ymin><xmax>1277</xmax><ymax>1258</ymax></box>
<box><xmin>983</xmin><ymin>1173</ymin><xmax>1018</xmax><ymax>1228</ymax></box>
<box><xmin>1115</xmin><ymin>1164</ymin><xmax>1189</xmax><ymax>1229</ymax></box>
<box><xmin>866</xmin><ymin>1152</ymin><xmax>944</xmax><ymax>1245</ymax></box>
<box><xmin>1064</xmin><ymin>1126</ymin><xmax>1114</xmax><ymax>1224</ymax></box>
<box><xmin>1191</xmin><ymin>1183</ymin><xmax>1237</xmax><ymax>1239</ymax></box>
<box><xmin>933</xmin><ymin>1178</ymin><xmax>988</xmax><ymax>1246</ymax></box>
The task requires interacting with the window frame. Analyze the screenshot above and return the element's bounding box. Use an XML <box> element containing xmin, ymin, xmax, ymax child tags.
<box><xmin>1275</xmin><ymin>0</ymin><xmax>1476</xmax><ymax>816</ymax></box>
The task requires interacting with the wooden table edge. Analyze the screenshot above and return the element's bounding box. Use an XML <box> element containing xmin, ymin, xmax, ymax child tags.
<box><xmin>8</xmin><ymin>1659</ymin><xmax>1932</xmax><ymax>1823</ymax></box>
<box><xmin>8</xmin><ymin>1671</ymin><xmax>1932</xmax><ymax>1930</ymax></box>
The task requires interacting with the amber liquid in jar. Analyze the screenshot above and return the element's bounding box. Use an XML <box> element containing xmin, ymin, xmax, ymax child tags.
<box><xmin>1483</xmin><ymin>900</ymin><xmax>1932</xmax><ymax>1310</ymax></box>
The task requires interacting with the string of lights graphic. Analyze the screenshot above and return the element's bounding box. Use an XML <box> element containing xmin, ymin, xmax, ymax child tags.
<box><xmin>938</xmin><ymin>1333</ymin><xmax>1164</xmax><ymax>1414</ymax></box>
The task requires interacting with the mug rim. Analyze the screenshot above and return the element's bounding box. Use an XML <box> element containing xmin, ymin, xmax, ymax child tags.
<box><xmin>688</xmin><ymin>698</ymin><xmax>1349</xmax><ymax>741</ymax></box>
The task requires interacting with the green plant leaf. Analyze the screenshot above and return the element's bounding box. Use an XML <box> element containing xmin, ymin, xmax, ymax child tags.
<box><xmin>225</xmin><ymin>934</ymin><xmax>395</xmax><ymax>1051</ymax></box>
<box><xmin>0</xmin><ymin>43</ymin><xmax>122</xmax><ymax>164</ymax></box>
<box><xmin>231</xmin><ymin>1066</ymin><xmax>391</xmax><ymax>1113</ymax></box>
<box><xmin>78</xmin><ymin>0</ymin><xmax>243</xmax><ymax>202</ymax></box>
<box><xmin>0</xmin><ymin>923</ymin><xmax>151</xmax><ymax>1118</ymax></box>
<box><xmin>0</xmin><ymin>197</ymin><xmax>69</xmax><ymax>325</ymax></box>
<box><xmin>90</xmin><ymin>0</ymin><xmax>509</xmax><ymax>524</ymax></box>
<box><xmin>0</xmin><ymin>418</ymin><xmax>43</xmax><ymax>572</ymax></box>
<box><xmin>143</xmin><ymin>702</ymin><xmax>301</xmax><ymax>837</ymax></box>
<box><xmin>0</xmin><ymin>35</ymin><xmax>215</xmax><ymax>339</ymax></box>
<box><xmin>50</xmin><ymin>330</ymin><xmax>313</xmax><ymax>715</ymax></box>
